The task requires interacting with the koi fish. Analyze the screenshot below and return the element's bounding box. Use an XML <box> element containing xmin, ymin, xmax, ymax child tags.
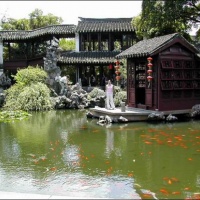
<box><xmin>50</xmin><ymin>167</ymin><xmax>57</xmax><ymax>171</ymax></box>
<box><xmin>144</xmin><ymin>141</ymin><xmax>152</xmax><ymax>145</ymax></box>
<box><xmin>128</xmin><ymin>173</ymin><xmax>133</xmax><ymax>177</ymax></box>
<box><xmin>142</xmin><ymin>193</ymin><xmax>152</xmax><ymax>198</ymax></box>
<box><xmin>160</xmin><ymin>188</ymin><xmax>169</xmax><ymax>195</ymax></box>
<box><xmin>168</xmin><ymin>179</ymin><xmax>172</xmax><ymax>184</ymax></box>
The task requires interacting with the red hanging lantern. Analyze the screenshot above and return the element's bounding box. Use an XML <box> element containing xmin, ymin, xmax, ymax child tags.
<box><xmin>147</xmin><ymin>57</ymin><xmax>153</xmax><ymax>62</ymax></box>
<box><xmin>109</xmin><ymin>64</ymin><xmax>113</xmax><ymax>70</ymax></box>
<box><xmin>115</xmin><ymin>71</ymin><xmax>120</xmax><ymax>75</ymax></box>
<box><xmin>147</xmin><ymin>69</ymin><xmax>153</xmax><ymax>74</ymax></box>
<box><xmin>147</xmin><ymin>63</ymin><xmax>153</xmax><ymax>68</ymax></box>
<box><xmin>116</xmin><ymin>76</ymin><xmax>121</xmax><ymax>81</ymax></box>
<box><xmin>115</xmin><ymin>65</ymin><xmax>120</xmax><ymax>70</ymax></box>
<box><xmin>147</xmin><ymin>76</ymin><xmax>153</xmax><ymax>81</ymax></box>
<box><xmin>116</xmin><ymin>60</ymin><xmax>120</xmax><ymax>65</ymax></box>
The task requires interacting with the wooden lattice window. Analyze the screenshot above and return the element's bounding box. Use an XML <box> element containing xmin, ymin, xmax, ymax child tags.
<box><xmin>161</xmin><ymin>71</ymin><xmax>172</xmax><ymax>79</ymax></box>
<box><xmin>161</xmin><ymin>81</ymin><xmax>173</xmax><ymax>90</ymax></box>
<box><xmin>184</xmin><ymin>70</ymin><xmax>193</xmax><ymax>79</ymax></box>
<box><xmin>173</xmin><ymin>71</ymin><xmax>183</xmax><ymax>79</ymax></box>
<box><xmin>184</xmin><ymin>81</ymin><xmax>193</xmax><ymax>89</ymax></box>
<box><xmin>183</xmin><ymin>60</ymin><xmax>193</xmax><ymax>68</ymax></box>
<box><xmin>161</xmin><ymin>60</ymin><xmax>172</xmax><ymax>68</ymax></box>
<box><xmin>173</xmin><ymin>60</ymin><xmax>182</xmax><ymax>68</ymax></box>
<box><xmin>173</xmin><ymin>81</ymin><xmax>183</xmax><ymax>89</ymax></box>
<box><xmin>193</xmin><ymin>80</ymin><xmax>200</xmax><ymax>89</ymax></box>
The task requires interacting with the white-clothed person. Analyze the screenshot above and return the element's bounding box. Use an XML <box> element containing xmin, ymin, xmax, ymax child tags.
<box><xmin>106</xmin><ymin>80</ymin><xmax>115</xmax><ymax>110</ymax></box>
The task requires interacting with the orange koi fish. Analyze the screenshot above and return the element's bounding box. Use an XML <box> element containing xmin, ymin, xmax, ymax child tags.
<box><xmin>172</xmin><ymin>191</ymin><xmax>181</xmax><ymax>195</ymax></box>
<box><xmin>128</xmin><ymin>173</ymin><xmax>133</xmax><ymax>177</ymax></box>
<box><xmin>168</xmin><ymin>179</ymin><xmax>172</xmax><ymax>184</ymax></box>
<box><xmin>160</xmin><ymin>188</ymin><xmax>169</xmax><ymax>195</ymax></box>
<box><xmin>50</xmin><ymin>167</ymin><xmax>57</xmax><ymax>171</ymax></box>
<box><xmin>144</xmin><ymin>141</ymin><xmax>152</xmax><ymax>145</ymax></box>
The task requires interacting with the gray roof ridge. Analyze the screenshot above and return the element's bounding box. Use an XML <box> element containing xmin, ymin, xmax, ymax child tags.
<box><xmin>78</xmin><ymin>17</ymin><xmax>133</xmax><ymax>22</ymax></box>
<box><xmin>0</xmin><ymin>24</ymin><xmax>76</xmax><ymax>33</ymax></box>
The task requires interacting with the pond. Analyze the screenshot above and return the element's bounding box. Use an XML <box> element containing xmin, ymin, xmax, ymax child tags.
<box><xmin>0</xmin><ymin>109</ymin><xmax>200</xmax><ymax>199</ymax></box>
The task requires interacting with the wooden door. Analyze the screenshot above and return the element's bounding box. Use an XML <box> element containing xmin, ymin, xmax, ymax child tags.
<box><xmin>127</xmin><ymin>60</ymin><xmax>136</xmax><ymax>107</ymax></box>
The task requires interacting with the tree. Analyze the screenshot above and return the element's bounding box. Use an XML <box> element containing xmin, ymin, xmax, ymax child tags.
<box><xmin>59</xmin><ymin>38</ymin><xmax>75</xmax><ymax>51</ymax></box>
<box><xmin>132</xmin><ymin>0</ymin><xmax>199</xmax><ymax>39</ymax></box>
<box><xmin>1</xmin><ymin>8</ymin><xmax>63</xmax><ymax>30</ymax></box>
<box><xmin>29</xmin><ymin>9</ymin><xmax>63</xmax><ymax>30</ymax></box>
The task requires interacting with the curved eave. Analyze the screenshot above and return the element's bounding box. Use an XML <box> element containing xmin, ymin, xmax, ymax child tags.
<box><xmin>0</xmin><ymin>25</ymin><xmax>76</xmax><ymax>41</ymax></box>
<box><xmin>116</xmin><ymin>52</ymin><xmax>149</xmax><ymax>59</ymax></box>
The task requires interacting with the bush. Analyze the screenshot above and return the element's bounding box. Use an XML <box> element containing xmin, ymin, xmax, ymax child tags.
<box><xmin>3</xmin><ymin>82</ymin><xmax>53</xmax><ymax>111</ymax></box>
<box><xmin>114</xmin><ymin>91</ymin><xmax>127</xmax><ymax>107</ymax></box>
<box><xmin>13</xmin><ymin>65</ymin><xmax>47</xmax><ymax>86</ymax></box>
<box><xmin>3</xmin><ymin>66</ymin><xmax>53</xmax><ymax>111</ymax></box>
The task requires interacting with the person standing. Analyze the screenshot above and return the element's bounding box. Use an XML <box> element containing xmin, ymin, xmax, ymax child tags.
<box><xmin>106</xmin><ymin>80</ymin><xmax>115</xmax><ymax>110</ymax></box>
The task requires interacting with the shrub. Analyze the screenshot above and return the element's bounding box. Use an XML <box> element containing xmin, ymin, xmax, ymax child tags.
<box><xmin>13</xmin><ymin>65</ymin><xmax>47</xmax><ymax>86</ymax></box>
<box><xmin>3</xmin><ymin>82</ymin><xmax>53</xmax><ymax>111</ymax></box>
<box><xmin>3</xmin><ymin>66</ymin><xmax>53</xmax><ymax>111</ymax></box>
<box><xmin>114</xmin><ymin>91</ymin><xmax>127</xmax><ymax>107</ymax></box>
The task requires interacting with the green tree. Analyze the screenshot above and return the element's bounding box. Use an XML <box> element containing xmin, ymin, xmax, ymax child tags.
<box><xmin>1</xmin><ymin>8</ymin><xmax>63</xmax><ymax>30</ymax></box>
<box><xmin>132</xmin><ymin>0</ymin><xmax>199</xmax><ymax>39</ymax></box>
<box><xmin>29</xmin><ymin>9</ymin><xmax>63</xmax><ymax>29</ymax></box>
<box><xmin>59</xmin><ymin>38</ymin><xmax>75</xmax><ymax>51</ymax></box>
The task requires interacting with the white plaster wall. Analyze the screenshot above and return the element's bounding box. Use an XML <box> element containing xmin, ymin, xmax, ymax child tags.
<box><xmin>75</xmin><ymin>33</ymin><xmax>79</xmax><ymax>52</ymax></box>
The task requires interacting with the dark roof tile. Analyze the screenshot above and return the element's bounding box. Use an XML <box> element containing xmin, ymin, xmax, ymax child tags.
<box><xmin>0</xmin><ymin>25</ymin><xmax>76</xmax><ymax>41</ymax></box>
<box><xmin>57</xmin><ymin>51</ymin><xmax>121</xmax><ymax>64</ymax></box>
<box><xmin>76</xmin><ymin>17</ymin><xmax>134</xmax><ymax>33</ymax></box>
<box><xmin>116</xmin><ymin>33</ymin><xmax>199</xmax><ymax>58</ymax></box>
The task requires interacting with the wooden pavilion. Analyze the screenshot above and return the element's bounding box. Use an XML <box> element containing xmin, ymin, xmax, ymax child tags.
<box><xmin>116</xmin><ymin>33</ymin><xmax>200</xmax><ymax>112</ymax></box>
<box><xmin>0</xmin><ymin>24</ymin><xmax>76</xmax><ymax>82</ymax></box>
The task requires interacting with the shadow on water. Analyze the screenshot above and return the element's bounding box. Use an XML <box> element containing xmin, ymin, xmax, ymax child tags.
<box><xmin>0</xmin><ymin>109</ymin><xmax>200</xmax><ymax>199</ymax></box>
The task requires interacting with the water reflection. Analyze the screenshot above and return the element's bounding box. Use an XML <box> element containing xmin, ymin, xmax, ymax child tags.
<box><xmin>0</xmin><ymin>110</ymin><xmax>200</xmax><ymax>199</ymax></box>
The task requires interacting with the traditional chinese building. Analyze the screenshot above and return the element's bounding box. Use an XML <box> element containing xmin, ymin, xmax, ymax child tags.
<box><xmin>117</xmin><ymin>33</ymin><xmax>200</xmax><ymax>112</ymax></box>
<box><xmin>0</xmin><ymin>25</ymin><xmax>76</xmax><ymax>77</ymax></box>
<box><xmin>0</xmin><ymin>17</ymin><xmax>136</xmax><ymax>86</ymax></box>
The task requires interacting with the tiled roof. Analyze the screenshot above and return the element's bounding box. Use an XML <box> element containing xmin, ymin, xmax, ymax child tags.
<box><xmin>0</xmin><ymin>25</ymin><xmax>76</xmax><ymax>41</ymax></box>
<box><xmin>116</xmin><ymin>33</ymin><xmax>200</xmax><ymax>59</ymax></box>
<box><xmin>76</xmin><ymin>17</ymin><xmax>135</xmax><ymax>33</ymax></box>
<box><xmin>57</xmin><ymin>51</ymin><xmax>121</xmax><ymax>64</ymax></box>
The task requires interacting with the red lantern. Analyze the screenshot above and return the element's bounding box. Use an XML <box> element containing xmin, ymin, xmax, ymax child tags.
<box><xmin>116</xmin><ymin>60</ymin><xmax>120</xmax><ymax>65</ymax></box>
<box><xmin>147</xmin><ymin>57</ymin><xmax>153</xmax><ymax>62</ymax></box>
<box><xmin>115</xmin><ymin>65</ymin><xmax>120</xmax><ymax>70</ymax></box>
<box><xmin>147</xmin><ymin>76</ymin><xmax>153</xmax><ymax>81</ymax></box>
<box><xmin>109</xmin><ymin>64</ymin><xmax>113</xmax><ymax>70</ymax></box>
<box><xmin>147</xmin><ymin>69</ymin><xmax>153</xmax><ymax>74</ymax></box>
<box><xmin>115</xmin><ymin>71</ymin><xmax>120</xmax><ymax>75</ymax></box>
<box><xmin>147</xmin><ymin>63</ymin><xmax>153</xmax><ymax>68</ymax></box>
<box><xmin>116</xmin><ymin>76</ymin><xmax>120</xmax><ymax>81</ymax></box>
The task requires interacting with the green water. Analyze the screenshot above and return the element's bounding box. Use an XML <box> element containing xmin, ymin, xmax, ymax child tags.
<box><xmin>0</xmin><ymin>109</ymin><xmax>200</xmax><ymax>199</ymax></box>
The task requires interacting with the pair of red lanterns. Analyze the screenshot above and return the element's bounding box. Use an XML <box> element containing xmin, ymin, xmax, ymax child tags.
<box><xmin>108</xmin><ymin>60</ymin><xmax>121</xmax><ymax>81</ymax></box>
